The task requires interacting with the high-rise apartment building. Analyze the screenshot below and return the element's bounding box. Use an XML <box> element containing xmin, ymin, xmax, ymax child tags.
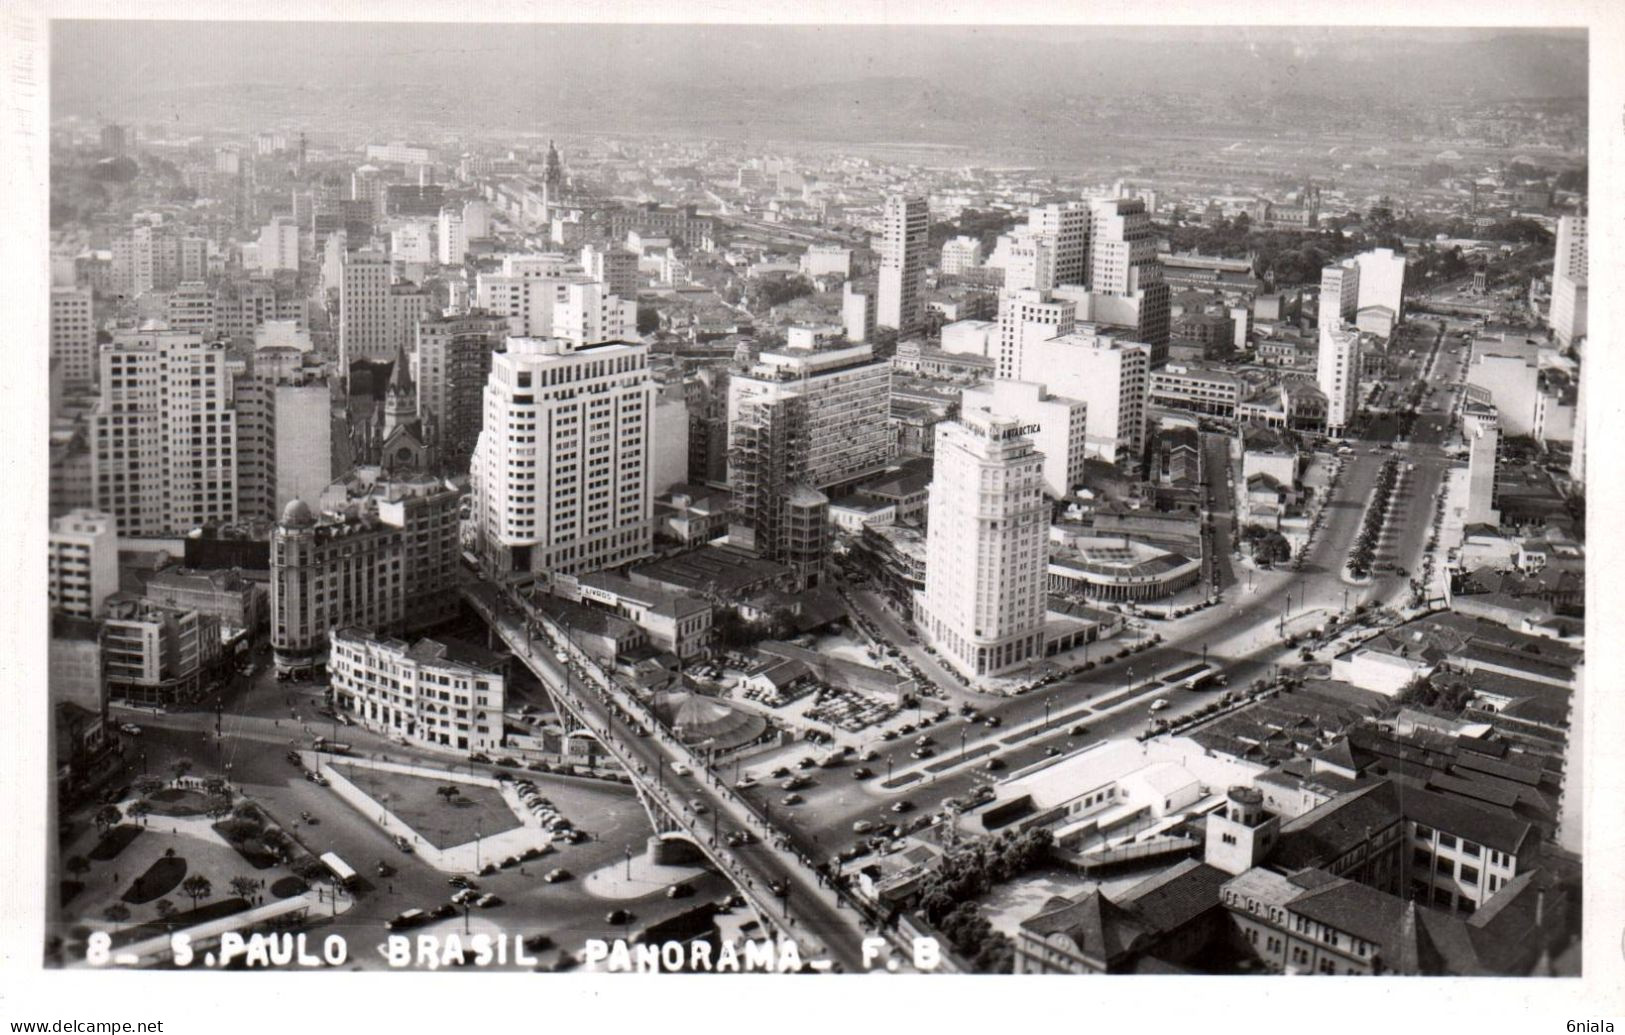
<box><xmin>1022</xmin><ymin>329</ymin><xmax>1151</xmax><ymax>465</ymax></box>
<box><xmin>842</xmin><ymin>278</ymin><xmax>877</xmax><ymax>344</ymax></box>
<box><xmin>437</xmin><ymin>206</ymin><xmax>467</xmax><ymax>266</ymax></box>
<box><xmin>553</xmin><ymin>281</ymin><xmax>637</xmax><ymax>347</ymax></box>
<box><xmin>1084</xmin><ymin>198</ymin><xmax>1170</xmax><ymax>363</ymax></box>
<box><xmin>414</xmin><ymin>310</ymin><xmax>509</xmax><ymax>475</ymax></box>
<box><xmin>226</xmin><ymin>351</ymin><xmax>278</xmax><ymax>524</ymax></box>
<box><xmin>916</xmin><ymin>407</ymin><xmax>1049</xmax><ymax>681</ymax></box>
<box><xmin>270</xmin><ymin>475</ymin><xmax>461</xmax><ymax>677</ymax></box>
<box><xmin>581</xmin><ymin>244</ymin><xmax>640</xmax><ymax>300</ymax></box>
<box><xmin>1031</xmin><ymin>202</ymin><xmax>1090</xmax><ymax>288</ymax></box>
<box><xmin>257</xmin><ymin>216</ymin><xmax>301</xmax><ymax>272</ymax></box>
<box><xmin>475</xmin><ymin>253</ymin><xmax>594</xmax><ymax>338</ymax></box>
<box><xmin>471</xmin><ymin>338</ymin><xmax>656</xmax><ymax>582</ymax></box>
<box><xmin>48</xmin><ymin>509</ymin><xmax>119</xmax><ymax>619</ymax></box>
<box><xmin>998</xmin><ymin>288</ymin><xmax>1077</xmax><ymax>381</ymax></box>
<box><xmin>339</xmin><ymin>249</ymin><xmax>393</xmax><ymax>372</ymax></box>
<box><xmin>50</xmin><ymin>286</ymin><xmax>96</xmax><ymax>385</ymax></box>
<box><xmin>462</xmin><ymin>200</ymin><xmax>491</xmax><ymax>242</ymax></box>
<box><xmin>1551</xmin><ymin>214</ymin><xmax>1587</xmax><ymax>348</ymax></box>
<box><xmin>878</xmin><ymin>194</ymin><xmax>928</xmax><ymax>335</ymax></box>
<box><xmin>103</xmin><ymin>599</ymin><xmax>222</xmax><ymax>706</ymax></box>
<box><xmin>90</xmin><ymin>332</ymin><xmax>240</xmax><ymax>536</ymax></box>
<box><xmin>940</xmin><ymin>235</ymin><xmax>984</xmax><ymax>276</ymax></box>
<box><xmin>1317</xmin><ymin>323</ymin><xmax>1361</xmax><ymax>436</ymax></box>
<box><xmin>1354</xmin><ymin>248</ymin><xmax>1407</xmax><ymax>320</ymax></box>
<box><xmin>1319</xmin><ymin>260</ymin><xmax>1361</xmax><ymax>330</ymax></box>
<box><xmin>165</xmin><ymin>281</ymin><xmax>217</xmax><ymax>339</ymax></box>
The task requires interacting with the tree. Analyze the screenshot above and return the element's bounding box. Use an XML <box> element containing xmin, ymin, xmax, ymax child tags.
<box><xmin>65</xmin><ymin>855</ymin><xmax>91</xmax><ymax>880</ymax></box>
<box><xmin>93</xmin><ymin>805</ymin><xmax>122</xmax><ymax>833</ymax></box>
<box><xmin>134</xmin><ymin>776</ymin><xmax>164</xmax><ymax>799</ymax></box>
<box><xmin>636</xmin><ymin>304</ymin><xmax>661</xmax><ymax>335</ymax></box>
<box><xmin>437</xmin><ymin>785</ymin><xmax>461</xmax><ymax>806</ymax></box>
<box><xmin>126</xmin><ymin>800</ymin><xmax>153</xmax><ymax>827</ymax></box>
<box><xmin>231</xmin><ymin>802</ymin><xmax>261</xmax><ymax>825</ymax></box>
<box><xmin>180</xmin><ymin>875</ymin><xmax>213</xmax><ymax>911</ymax></box>
<box><xmin>172</xmin><ymin>758</ymin><xmax>194</xmax><ymax>784</ymax></box>
<box><xmin>154</xmin><ymin>899</ymin><xmax>177</xmax><ymax>920</ymax></box>
<box><xmin>102</xmin><ymin>903</ymin><xmax>131</xmax><ymax>924</ymax></box>
<box><xmin>229</xmin><ymin>876</ymin><xmax>259</xmax><ymax>901</ymax></box>
<box><xmin>205</xmin><ymin>796</ymin><xmax>234</xmax><ymax>821</ymax></box>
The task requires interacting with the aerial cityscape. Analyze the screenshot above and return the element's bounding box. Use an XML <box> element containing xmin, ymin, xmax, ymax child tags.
<box><xmin>40</xmin><ymin>21</ymin><xmax>1587</xmax><ymax>977</ymax></box>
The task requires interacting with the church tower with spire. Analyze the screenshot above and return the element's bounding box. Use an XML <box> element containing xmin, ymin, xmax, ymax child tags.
<box><xmin>542</xmin><ymin>139</ymin><xmax>565</xmax><ymax>213</ymax></box>
<box><xmin>377</xmin><ymin>343</ymin><xmax>429</xmax><ymax>474</ymax></box>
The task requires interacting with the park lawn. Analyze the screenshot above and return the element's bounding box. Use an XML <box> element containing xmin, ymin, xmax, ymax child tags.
<box><xmin>145</xmin><ymin>789</ymin><xmax>213</xmax><ymax>817</ymax></box>
<box><xmin>123</xmin><ymin>856</ymin><xmax>187</xmax><ymax>904</ymax></box>
<box><xmin>88</xmin><ymin>824</ymin><xmax>143</xmax><ymax>861</ymax></box>
<box><xmin>333</xmin><ymin>765</ymin><xmax>522</xmax><ymax>851</ymax></box>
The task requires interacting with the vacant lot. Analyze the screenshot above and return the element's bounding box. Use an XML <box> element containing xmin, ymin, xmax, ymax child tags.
<box><xmin>333</xmin><ymin>766</ymin><xmax>521</xmax><ymax>850</ymax></box>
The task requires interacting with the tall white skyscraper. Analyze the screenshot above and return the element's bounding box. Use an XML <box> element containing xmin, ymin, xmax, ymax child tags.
<box><xmin>960</xmin><ymin>380</ymin><xmax>1087</xmax><ymax>498</ymax></box>
<box><xmin>878</xmin><ymin>194</ymin><xmax>928</xmax><ymax>335</ymax></box>
<box><xmin>437</xmin><ymin>207</ymin><xmax>467</xmax><ymax>266</ymax></box>
<box><xmin>1354</xmin><ymin>248</ymin><xmax>1407</xmax><ymax>319</ymax></box>
<box><xmin>257</xmin><ymin>217</ymin><xmax>301</xmax><ymax>272</ymax></box>
<box><xmin>1319</xmin><ymin>259</ymin><xmax>1361</xmax><ymax>330</ymax></box>
<box><xmin>339</xmin><ymin>249</ymin><xmax>393</xmax><ymax>371</ymax></box>
<box><xmin>997</xmin><ymin>288</ymin><xmax>1077</xmax><ymax>381</ymax></box>
<box><xmin>1318</xmin><ymin>322</ymin><xmax>1361</xmax><ymax>436</ymax></box>
<box><xmin>471</xmin><ymin>338</ymin><xmax>655</xmax><ymax>582</ymax></box>
<box><xmin>1551</xmin><ymin>214</ymin><xmax>1587</xmax><ymax>347</ymax></box>
<box><xmin>1022</xmin><ymin>329</ymin><xmax>1151</xmax><ymax>465</ymax></box>
<box><xmin>1031</xmin><ymin>201</ymin><xmax>1090</xmax><ymax>288</ymax></box>
<box><xmin>916</xmin><ymin>407</ymin><xmax>1048</xmax><ymax>681</ymax></box>
<box><xmin>1083</xmin><ymin>197</ymin><xmax>1170</xmax><ymax>362</ymax></box>
<box><xmin>90</xmin><ymin>332</ymin><xmax>240</xmax><ymax>536</ymax></box>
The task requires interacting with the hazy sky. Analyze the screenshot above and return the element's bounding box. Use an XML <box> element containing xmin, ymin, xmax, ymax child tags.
<box><xmin>50</xmin><ymin>22</ymin><xmax>1587</xmax><ymax>135</ymax></box>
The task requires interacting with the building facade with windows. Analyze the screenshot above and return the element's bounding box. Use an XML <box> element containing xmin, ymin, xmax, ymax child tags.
<box><xmin>471</xmin><ymin>337</ymin><xmax>655</xmax><ymax>584</ymax></box>
<box><xmin>48</xmin><ymin>509</ymin><xmax>119</xmax><ymax>619</ymax></box>
<box><xmin>877</xmin><ymin>194</ymin><xmax>928</xmax><ymax>335</ymax></box>
<box><xmin>328</xmin><ymin>627</ymin><xmax>506</xmax><ymax>754</ymax></box>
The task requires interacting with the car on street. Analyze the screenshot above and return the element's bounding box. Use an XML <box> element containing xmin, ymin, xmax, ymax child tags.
<box><xmin>394</xmin><ymin>836</ymin><xmax>413</xmax><ymax>853</ymax></box>
<box><xmin>915</xmin><ymin>735</ymin><xmax>935</xmax><ymax>747</ymax></box>
<box><xmin>670</xmin><ymin>762</ymin><xmax>691</xmax><ymax>777</ymax></box>
<box><xmin>305</xmin><ymin>771</ymin><xmax>329</xmax><ymax>786</ymax></box>
<box><xmin>544</xmin><ymin>868</ymin><xmax>572</xmax><ymax>883</ymax></box>
<box><xmin>1045</xmin><ymin>746</ymin><xmax>1063</xmax><ymax>757</ymax></box>
<box><xmin>852</xmin><ymin>767</ymin><xmax>874</xmax><ymax>780</ymax></box>
<box><xmin>734</xmin><ymin>775</ymin><xmax>759</xmax><ymax>789</ymax></box>
<box><xmin>448</xmin><ymin>875</ymin><xmax>479</xmax><ymax>890</ymax></box>
<box><xmin>985</xmin><ymin>757</ymin><xmax>1006</xmax><ymax>771</ymax></box>
<box><xmin>606</xmin><ymin>909</ymin><xmax>634</xmax><ymax>926</ymax></box>
<box><xmin>780</xmin><ymin>774</ymin><xmax>812</xmax><ymax>791</ymax></box>
<box><xmin>899</xmin><ymin>724</ymin><xmax>916</xmax><ymax>735</ymax></box>
<box><xmin>880</xmin><ymin>730</ymin><xmax>899</xmax><ymax>741</ymax></box>
<box><xmin>890</xmin><ymin>800</ymin><xmax>914</xmax><ymax>814</ymax></box>
<box><xmin>451</xmin><ymin>888</ymin><xmax>478</xmax><ymax>905</ymax></box>
<box><xmin>428</xmin><ymin>903</ymin><xmax>456</xmax><ymax>920</ymax></box>
<box><xmin>860</xmin><ymin>748</ymin><xmax>881</xmax><ymax>762</ymax></box>
<box><xmin>286</xmin><ymin>752</ymin><xmax>303</xmax><ymax>766</ymax></box>
<box><xmin>982</xmin><ymin>715</ymin><xmax>1002</xmax><ymax>728</ymax></box>
<box><xmin>1070</xmin><ymin>724</ymin><xmax>1090</xmax><ymax>737</ymax></box>
<box><xmin>910</xmin><ymin>747</ymin><xmax>934</xmax><ymax>760</ymax></box>
<box><xmin>1150</xmin><ymin>699</ymin><xmax>1171</xmax><ymax>712</ymax></box>
<box><xmin>780</xmin><ymin>793</ymin><xmax>804</xmax><ymax>806</ymax></box>
<box><xmin>386</xmin><ymin>909</ymin><xmax>428</xmax><ymax>931</ymax></box>
<box><xmin>797</xmin><ymin>756</ymin><xmax>818</xmax><ymax>770</ymax></box>
<box><xmin>852</xmin><ymin>820</ymin><xmax>877</xmax><ymax>834</ymax></box>
<box><xmin>689</xmin><ymin>799</ymin><xmax>709</xmax><ymax>815</ymax></box>
<box><xmin>119</xmin><ymin>723</ymin><xmax>143</xmax><ymax>736</ymax></box>
<box><xmin>666</xmin><ymin>882</ymin><xmax>692</xmax><ymax>899</ymax></box>
<box><xmin>475</xmin><ymin>893</ymin><xmax>502</xmax><ymax>908</ymax></box>
<box><xmin>771</xmin><ymin>766</ymin><xmax>792</xmax><ymax>779</ymax></box>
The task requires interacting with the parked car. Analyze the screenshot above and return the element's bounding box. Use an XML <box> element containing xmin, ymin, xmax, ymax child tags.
<box><xmin>670</xmin><ymin>762</ymin><xmax>691</xmax><ymax>777</ymax></box>
<box><xmin>890</xmin><ymin>800</ymin><xmax>914</xmax><ymax>814</ymax></box>
<box><xmin>734</xmin><ymin>775</ymin><xmax>759</xmax><ymax>789</ymax></box>
<box><xmin>451</xmin><ymin>888</ymin><xmax>478</xmax><ymax>905</ymax></box>
<box><xmin>119</xmin><ymin>723</ymin><xmax>143</xmax><ymax>736</ymax></box>
<box><xmin>852</xmin><ymin>767</ymin><xmax>874</xmax><ymax>780</ymax></box>
<box><xmin>689</xmin><ymin>799</ymin><xmax>709</xmax><ymax>815</ymax></box>
<box><xmin>605</xmin><ymin>909</ymin><xmax>633</xmax><ymax>925</ymax></box>
<box><xmin>1150</xmin><ymin>699</ymin><xmax>1171</xmax><ymax>712</ymax></box>
<box><xmin>770</xmin><ymin>766</ymin><xmax>792</xmax><ymax>779</ymax></box>
<box><xmin>910</xmin><ymin>747</ymin><xmax>934</xmax><ymax>760</ymax></box>
<box><xmin>448</xmin><ymin>875</ymin><xmax>479</xmax><ymax>890</ymax></box>
<box><xmin>880</xmin><ymin>730</ymin><xmax>899</xmax><ymax>742</ymax></box>
<box><xmin>1070</xmin><ymin>724</ymin><xmax>1090</xmax><ymax>737</ymax></box>
<box><xmin>852</xmin><ymin>820</ymin><xmax>877</xmax><ymax>834</ymax></box>
<box><xmin>428</xmin><ymin>903</ymin><xmax>456</xmax><ymax>920</ymax></box>
<box><xmin>860</xmin><ymin>748</ymin><xmax>881</xmax><ymax>762</ymax></box>
<box><xmin>475</xmin><ymin>893</ymin><xmax>502</xmax><ymax>908</ymax></box>
<box><xmin>666</xmin><ymin>882</ymin><xmax>692</xmax><ymax>899</ymax></box>
<box><xmin>386</xmin><ymin>909</ymin><xmax>428</xmax><ymax>931</ymax></box>
<box><xmin>780</xmin><ymin>793</ymin><xmax>804</xmax><ymax>806</ymax></box>
<box><xmin>395</xmin><ymin>835</ymin><xmax>414</xmax><ymax>854</ymax></box>
<box><xmin>544</xmin><ymin>868</ymin><xmax>572</xmax><ymax>883</ymax></box>
<box><xmin>305</xmin><ymin>771</ymin><xmax>329</xmax><ymax>787</ymax></box>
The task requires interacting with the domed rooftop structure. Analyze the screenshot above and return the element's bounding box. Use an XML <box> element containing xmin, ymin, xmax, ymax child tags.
<box><xmin>281</xmin><ymin>499</ymin><xmax>316</xmax><ymax>527</ymax></box>
<box><xmin>655</xmin><ymin>692</ymin><xmax>766</xmax><ymax>752</ymax></box>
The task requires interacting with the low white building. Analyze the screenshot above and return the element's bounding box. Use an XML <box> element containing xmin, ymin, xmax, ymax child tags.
<box><xmin>1330</xmin><ymin>647</ymin><xmax>1433</xmax><ymax>697</ymax></box>
<box><xmin>328</xmin><ymin>627</ymin><xmax>507</xmax><ymax>755</ymax></box>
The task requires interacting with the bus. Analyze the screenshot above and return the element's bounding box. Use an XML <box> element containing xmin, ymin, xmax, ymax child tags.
<box><xmin>320</xmin><ymin>851</ymin><xmax>359</xmax><ymax>889</ymax></box>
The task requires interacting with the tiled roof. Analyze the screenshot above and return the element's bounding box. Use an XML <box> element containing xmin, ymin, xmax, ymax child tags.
<box><xmin>1395</xmin><ymin>784</ymin><xmax>1532</xmax><ymax>855</ymax></box>
<box><xmin>1274</xmin><ymin>781</ymin><xmax>1402</xmax><ymax>870</ymax></box>
<box><xmin>1116</xmin><ymin>860</ymin><xmax>1230</xmax><ymax>935</ymax></box>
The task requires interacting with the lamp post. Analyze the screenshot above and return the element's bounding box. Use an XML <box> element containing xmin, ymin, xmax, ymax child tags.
<box><xmin>625</xmin><ymin>846</ymin><xmax>633</xmax><ymax>880</ymax></box>
<box><xmin>1043</xmin><ymin>700</ymin><xmax>1051</xmax><ymax>732</ymax></box>
<box><xmin>959</xmin><ymin>728</ymin><xmax>967</xmax><ymax>761</ymax></box>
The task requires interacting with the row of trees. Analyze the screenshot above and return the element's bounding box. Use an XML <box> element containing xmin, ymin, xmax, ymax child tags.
<box><xmin>1346</xmin><ymin>459</ymin><xmax>1400</xmax><ymax>579</ymax></box>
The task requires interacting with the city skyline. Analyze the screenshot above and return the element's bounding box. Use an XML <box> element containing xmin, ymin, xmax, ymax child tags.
<box><xmin>7</xmin><ymin>12</ymin><xmax>1615</xmax><ymax>1029</ymax></box>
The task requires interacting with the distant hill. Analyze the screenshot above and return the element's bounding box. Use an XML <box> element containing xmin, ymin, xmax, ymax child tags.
<box><xmin>52</xmin><ymin>23</ymin><xmax>1587</xmax><ymax>142</ymax></box>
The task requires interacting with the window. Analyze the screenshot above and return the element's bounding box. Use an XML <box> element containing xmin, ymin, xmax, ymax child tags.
<box><xmin>1438</xmin><ymin>833</ymin><xmax>1457</xmax><ymax>850</ymax></box>
<box><xmin>1459</xmin><ymin>864</ymin><xmax>1479</xmax><ymax>886</ymax></box>
<box><xmin>1461</xmin><ymin>841</ymin><xmax>1481</xmax><ymax>858</ymax></box>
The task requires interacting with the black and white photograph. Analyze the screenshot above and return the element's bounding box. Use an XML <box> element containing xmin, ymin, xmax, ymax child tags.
<box><xmin>2</xmin><ymin>2</ymin><xmax>1622</xmax><ymax>1030</ymax></box>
